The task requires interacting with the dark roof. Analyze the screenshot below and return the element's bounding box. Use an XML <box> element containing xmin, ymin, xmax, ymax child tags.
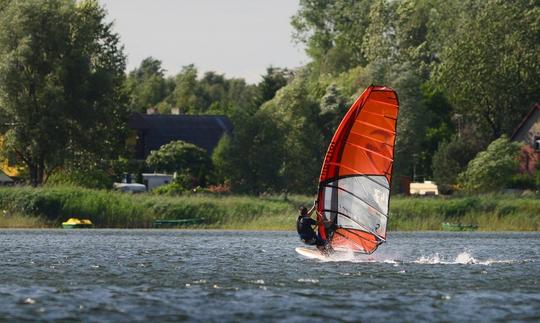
<box><xmin>129</xmin><ymin>113</ymin><xmax>233</xmax><ymax>158</ymax></box>
<box><xmin>511</xmin><ymin>103</ymin><xmax>540</xmax><ymax>140</ymax></box>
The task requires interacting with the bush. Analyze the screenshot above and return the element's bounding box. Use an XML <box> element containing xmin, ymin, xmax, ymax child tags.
<box><xmin>508</xmin><ymin>173</ymin><xmax>537</xmax><ymax>190</ymax></box>
<box><xmin>458</xmin><ymin>136</ymin><xmax>521</xmax><ymax>193</ymax></box>
<box><xmin>152</xmin><ymin>182</ymin><xmax>186</xmax><ymax>196</ymax></box>
<box><xmin>146</xmin><ymin>140</ymin><xmax>212</xmax><ymax>189</ymax></box>
<box><xmin>46</xmin><ymin>168</ymin><xmax>113</xmax><ymax>190</ymax></box>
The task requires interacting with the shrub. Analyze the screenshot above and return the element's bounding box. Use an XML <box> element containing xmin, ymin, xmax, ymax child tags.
<box><xmin>146</xmin><ymin>140</ymin><xmax>212</xmax><ymax>189</ymax></box>
<box><xmin>46</xmin><ymin>168</ymin><xmax>113</xmax><ymax>190</ymax></box>
<box><xmin>458</xmin><ymin>136</ymin><xmax>521</xmax><ymax>193</ymax></box>
<box><xmin>508</xmin><ymin>173</ymin><xmax>536</xmax><ymax>190</ymax></box>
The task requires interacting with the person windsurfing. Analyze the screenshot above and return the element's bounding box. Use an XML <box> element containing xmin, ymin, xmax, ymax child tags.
<box><xmin>296</xmin><ymin>202</ymin><xmax>327</xmax><ymax>253</ymax></box>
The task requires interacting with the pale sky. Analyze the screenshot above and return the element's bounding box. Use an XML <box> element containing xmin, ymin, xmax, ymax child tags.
<box><xmin>99</xmin><ymin>0</ymin><xmax>308</xmax><ymax>84</ymax></box>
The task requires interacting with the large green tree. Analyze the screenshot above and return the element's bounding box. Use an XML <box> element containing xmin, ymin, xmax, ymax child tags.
<box><xmin>433</xmin><ymin>0</ymin><xmax>540</xmax><ymax>140</ymax></box>
<box><xmin>262</xmin><ymin>72</ymin><xmax>324</xmax><ymax>193</ymax></box>
<box><xmin>0</xmin><ymin>0</ymin><xmax>128</xmax><ymax>186</ymax></box>
<box><xmin>212</xmin><ymin>111</ymin><xmax>285</xmax><ymax>194</ymax></box>
<box><xmin>292</xmin><ymin>0</ymin><xmax>372</xmax><ymax>74</ymax></box>
<box><xmin>125</xmin><ymin>57</ymin><xmax>172</xmax><ymax>113</ymax></box>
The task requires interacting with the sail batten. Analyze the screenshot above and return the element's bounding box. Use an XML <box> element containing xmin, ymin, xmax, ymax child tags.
<box><xmin>355</xmin><ymin>121</ymin><xmax>396</xmax><ymax>135</ymax></box>
<box><xmin>317</xmin><ymin>85</ymin><xmax>399</xmax><ymax>254</ymax></box>
<box><xmin>344</xmin><ymin>141</ymin><xmax>394</xmax><ymax>161</ymax></box>
<box><xmin>324</xmin><ymin>184</ymin><xmax>389</xmax><ymax>217</ymax></box>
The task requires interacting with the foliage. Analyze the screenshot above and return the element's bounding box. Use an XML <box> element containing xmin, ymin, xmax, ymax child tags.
<box><xmin>318</xmin><ymin>84</ymin><xmax>349</xmax><ymax>146</ymax></box>
<box><xmin>213</xmin><ymin>110</ymin><xmax>285</xmax><ymax>194</ymax></box>
<box><xmin>262</xmin><ymin>72</ymin><xmax>323</xmax><ymax>193</ymax></box>
<box><xmin>211</xmin><ymin>134</ymin><xmax>233</xmax><ymax>184</ymax></box>
<box><xmin>292</xmin><ymin>0</ymin><xmax>372</xmax><ymax>74</ymax></box>
<box><xmin>508</xmin><ymin>173</ymin><xmax>537</xmax><ymax>191</ymax></box>
<box><xmin>164</xmin><ymin>64</ymin><xmax>259</xmax><ymax>116</ymax></box>
<box><xmin>432</xmin><ymin>0</ymin><xmax>540</xmax><ymax>140</ymax></box>
<box><xmin>458</xmin><ymin>136</ymin><xmax>521</xmax><ymax>193</ymax></box>
<box><xmin>151</xmin><ymin>182</ymin><xmax>186</xmax><ymax>196</ymax></box>
<box><xmin>535</xmin><ymin>162</ymin><xmax>540</xmax><ymax>190</ymax></box>
<box><xmin>3</xmin><ymin>0</ymin><xmax>539</xmax><ymax>196</ymax></box>
<box><xmin>45</xmin><ymin>167</ymin><xmax>113</xmax><ymax>190</ymax></box>
<box><xmin>432</xmin><ymin>135</ymin><xmax>479</xmax><ymax>193</ymax></box>
<box><xmin>390</xmin><ymin>194</ymin><xmax>540</xmax><ymax>231</ymax></box>
<box><xmin>145</xmin><ymin>140</ymin><xmax>212</xmax><ymax>189</ymax></box>
<box><xmin>0</xmin><ymin>186</ymin><xmax>539</xmax><ymax>230</ymax></box>
<box><xmin>125</xmin><ymin>57</ymin><xmax>172</xmax><ymax>112</ymax></box>
<box><xmin>0</xmin><ymin>0</ymin><xmax>128</xmax><ymax>186</ymax></box>
<box><xmin>257</xmin><ymin>66</ymin><xmax>292</xmax><ymax>105</ymax></box>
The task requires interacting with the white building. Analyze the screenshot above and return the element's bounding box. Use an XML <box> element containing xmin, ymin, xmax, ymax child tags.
<box><xmin>142</xmin><ymin>173</ymin><xmax>173</xmax><ymax>190</ymax></box>
<box><xmin>410</xmin><ymin>181</ymin><xmax>439</xmax><ymax>195</ymax></box>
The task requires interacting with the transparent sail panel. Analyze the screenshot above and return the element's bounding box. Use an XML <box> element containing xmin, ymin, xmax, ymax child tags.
<box><xmin>326</xmin><ymin>175</ymin><xmax>389</xmax><ymax>215</ymax></box>
<box><xmin>322</xmin><ymin>176</ymin><xmax>388</xmax><ymax>238</ymax></box>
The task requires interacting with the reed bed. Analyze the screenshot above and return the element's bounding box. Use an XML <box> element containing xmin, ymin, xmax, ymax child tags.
<box><xmin>0</xmin><ymin>186</ymin><xmax>538</xmax><ymax>231</ymax></box>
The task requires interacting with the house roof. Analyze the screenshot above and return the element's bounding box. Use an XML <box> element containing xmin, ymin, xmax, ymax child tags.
<box><xmin>511</xmin><ymin>103</ymin><xmax>540</xmax><ymax>140</ymax></box>
<box><xmin>128</xmin><ymin>113</ymin><xmax>233</xmax><ymax>155</ymax></box>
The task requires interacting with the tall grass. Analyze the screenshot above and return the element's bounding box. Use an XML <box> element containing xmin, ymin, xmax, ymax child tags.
<box><xmin>0</xmin><ymin>212</ymin><xmax>50</xmax><ymax>228</ymax></box>
<box><xmin>390</xmin><ymin>194</ymin><xmax>540</xmax><ymax>231</ymax></box>
<box><xmin>0</xmin><ymin>186</ymin><xmax>538</xmax><ymax>230</ymax></box>
<box><xmin>0</xmin><ymin>186</ymin><xmax>311</xmax><ymax>229</ymax></box>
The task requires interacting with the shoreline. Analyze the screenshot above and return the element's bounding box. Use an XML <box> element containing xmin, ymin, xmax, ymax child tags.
<box><xmin>0</xmin><ymin>186</ymin><xmax>539</xmax><ymax>231</ymax></box>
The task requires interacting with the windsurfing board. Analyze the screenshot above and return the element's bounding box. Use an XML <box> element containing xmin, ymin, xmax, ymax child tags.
<box><xmin>295</xmin><ymin>247</ymin><xmax>327</xmax><ymax>260</ymax></box>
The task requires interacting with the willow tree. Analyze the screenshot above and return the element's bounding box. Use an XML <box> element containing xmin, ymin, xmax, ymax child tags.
<box><xmin>0</xmin><ymin>0</ymin><xmax>128</xmax><ymax>185</ymax></box>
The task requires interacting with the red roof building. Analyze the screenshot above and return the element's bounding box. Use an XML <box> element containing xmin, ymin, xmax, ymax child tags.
<box><xmin>511</xmin><ymin>103</ymin><xmax>540</xmax><ymax>174</ymax></box>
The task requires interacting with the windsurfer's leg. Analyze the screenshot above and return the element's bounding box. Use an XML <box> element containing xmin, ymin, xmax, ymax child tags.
<box><xmin>301</xmin><ymin>237</ymin><xmax>317</xmax><ymax>246</ymax></box>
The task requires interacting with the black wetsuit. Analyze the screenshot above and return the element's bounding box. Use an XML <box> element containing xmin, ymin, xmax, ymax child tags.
<box><xmin>296</xmin><ymin>215</ymin><xmax>324</xmax><ymax>246</ymax></box>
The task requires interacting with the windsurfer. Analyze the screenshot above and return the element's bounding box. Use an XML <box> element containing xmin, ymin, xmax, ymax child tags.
<box><xmin>296</xmin><ymin>202</ymin><xmax>327</xmax><ymax>252</ymax></box>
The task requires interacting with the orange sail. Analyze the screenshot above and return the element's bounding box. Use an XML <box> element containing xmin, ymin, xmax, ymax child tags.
<box><xmin>317</xmin><ymin>85</ymin><xmax>399</xmax><ymax>254</ymax></box>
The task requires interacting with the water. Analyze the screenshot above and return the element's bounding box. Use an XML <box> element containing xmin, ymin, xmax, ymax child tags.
<box><xmin>0</xmin><ymin>230</ymin><xmax>539</xmax><ymax>322</ymax></box>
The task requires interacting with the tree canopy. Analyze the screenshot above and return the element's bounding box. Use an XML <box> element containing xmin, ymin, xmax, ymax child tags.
<box><xmin>2</xmin><ymin>0</ymin><xmax>538</xmax><ymax>194</ymax></box>
<box><xmin>0</xmin><ymin>0</ymin><xmax>128</xmax><ymax>186</ymax></box>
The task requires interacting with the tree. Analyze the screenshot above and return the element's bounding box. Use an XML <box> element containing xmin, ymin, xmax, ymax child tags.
<box><xmin>262</xmin><ymin>72</ymin><xmax>323</xmax><ymax>193</ymax></box>
<box><xmin>0</xmin><ymin>0</ymin><xmax>128</xmax><ymax>186</ymax></box>
<box><xmin>125</xmin><ymin>57</ymin><xmax>172</xmax><ymax>112</ymax></box>
<box><xmin>432</xmin><ymin>135</ymin><xmax>478</xmax><ymax>193</ymax></box>
<box><xmin>318</xmin><ymin>83</ymin><xmax>349</xmax><ymax>146</ymax></box>
<box><xmin>146</xmin><ymin>140</ymin><xmax>212</xmax><ymax>188</ymax></box>
<box><xmin>212</xmin><ymin>110</ymin><xmax>285</xmax><ymax>194</ymax></box>
<box><xmin>291</xmin><ymin>0</ymin><xmax>372</xmax><ymax>74</ymax></box>
<box><xmin>257</xmin><ymin>66</ymin><xmax>292</xmax><ymax>105</ymax></box>
<box><xmin>458</xmin><ymin>136</ymin><xmax>521</xmax><ymax>193</ymax></box>
<box><xmin>433</xmin><ymin>0</ymin><xmax>540</xmax><ymax>140</ymax></box>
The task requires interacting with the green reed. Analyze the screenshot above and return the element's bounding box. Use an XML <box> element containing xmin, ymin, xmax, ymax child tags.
<box><xmin>0</xmin><ymin>186</ymin><xmax>537</xmax><ymax>230</ymax></box>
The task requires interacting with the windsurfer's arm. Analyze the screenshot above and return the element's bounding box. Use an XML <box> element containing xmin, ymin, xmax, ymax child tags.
<box><xmin>307</xmin><ymin>200</ymin><xmax>317</xmax><ymax>216</ymax></box>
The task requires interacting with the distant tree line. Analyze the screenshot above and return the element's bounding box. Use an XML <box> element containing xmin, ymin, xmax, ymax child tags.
<box><xmin>0</xmin><ymin>0</ymin><xmax>539</xmax><ymax>194</ymax></box>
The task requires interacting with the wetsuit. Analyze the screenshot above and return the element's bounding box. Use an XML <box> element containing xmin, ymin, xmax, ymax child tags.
<box><xmin>296</xmin><ymin>215</ymin><xmax>324</xmax><ymax>246</ymax></box>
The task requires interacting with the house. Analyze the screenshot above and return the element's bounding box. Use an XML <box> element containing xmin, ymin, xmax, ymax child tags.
<box><xmin>511</xmin><ymin>103</ymin><xmax>540</xmax><ymax>174</ymax></box>
<box><xmin>128</xmin><ymin>112</ymin><xmax>233</xmax><ymax>159</ymax></box>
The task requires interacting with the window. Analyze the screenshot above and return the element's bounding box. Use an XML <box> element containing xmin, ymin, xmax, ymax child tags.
<box><xmin>535</xmin><ymin>136</ymin><xmax>540</xmax><ymax>152</ymax></box>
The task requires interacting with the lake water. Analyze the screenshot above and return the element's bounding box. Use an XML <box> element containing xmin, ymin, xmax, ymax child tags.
<box><xmin>0</xmin><ymin>230</ymin><xmax>538</xmax><ymax>322</ymax></box>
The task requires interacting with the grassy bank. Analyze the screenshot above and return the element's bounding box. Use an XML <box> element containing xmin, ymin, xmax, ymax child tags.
<box><xmin>0</xmin><ymin>186</ymin><xmax>538</xmax><ymax>230</ymax></box>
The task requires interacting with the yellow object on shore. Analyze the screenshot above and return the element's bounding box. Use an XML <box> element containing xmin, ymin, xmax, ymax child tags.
<box><xmin>61</xmin><ymin>218</ymin><xmax>93</xmax><ymax>229</ymax></box>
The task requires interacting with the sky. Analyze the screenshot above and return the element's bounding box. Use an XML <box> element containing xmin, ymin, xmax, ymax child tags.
<box><xmin>99</xmin><ymin>0</ymin><xmax>308</xmax><ymax>84</ymax></box>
